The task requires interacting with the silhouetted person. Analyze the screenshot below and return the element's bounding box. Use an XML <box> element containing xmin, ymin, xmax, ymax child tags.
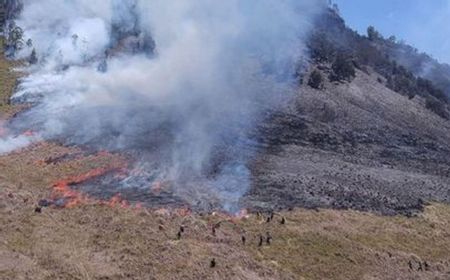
<box><xmin>418</xmin><ymin>262</ymin><xmax>423</xmax><ymax>271</ymax></box>
<box><xmin>210</xmin><ymin>258</ymin><xmax>216</xmax><ymax>268</ymax></box>
<box><xmin>266</xmin><ymin>232</ymin><xmax>272</xmax><ymax>245</ymax></box>
<box><xmin>241</xmin><ymin>235</ymin><xmax>246</xmax><ymax>245</ymax></box>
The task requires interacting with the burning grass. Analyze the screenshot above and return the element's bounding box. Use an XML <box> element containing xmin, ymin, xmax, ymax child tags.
<box><xmin>50</xmin><ymin>158</ymin><xmax>128</xmax><ymax>208</ymax></box>
<box><xmin>0</xmin><ymin>141</ymin><xmax>132</xmax><ymax>207</ymax></box>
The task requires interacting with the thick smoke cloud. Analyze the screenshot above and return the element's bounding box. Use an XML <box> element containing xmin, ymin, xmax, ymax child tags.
<box><xmin>4</xmin><ymin>0</ymin><xmax>324</xmax><ymax>211</ymax></box>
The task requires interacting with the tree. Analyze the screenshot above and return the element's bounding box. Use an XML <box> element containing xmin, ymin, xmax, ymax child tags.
<box><xmin>417</xmin><ymin>77</ymin><xmax>448</xmax><ymax>102</ymax></box>
<box><xmin>367</xmin><ymin>26</ymin><xmax>381</xmax><ymax>41</ymax></box>
<box><xmin>28</xmin><ymin>48</ymin><xmax>38</xmax><ymax>64</ymax></box>
<box><xmin>6</xmin><ymin>24</ymin><xmax>24</xmax><ymax>53</ymax></box>
<box><xmin>426</xmin><ymin>97</ymin><xmax>449</xmax><ymax>120</ymax></box>
<box><xmin>388</xmin><ymin>35</ymin><xmax>397</xmax><ymax>44</ymax></box>
<box><xmin>332</xmin><ymin>4</ymin><xmax>340</xmax><ymax>15</ymax></box>
<box><xmin>308</xmin><ymin>32</ymin><xmax>336</xmax><ymax>63</ymax></box>
<box><xmin>330</xmin><ymin>53</ymin><xmax>356</xmax><ymax>82</ymax></box>
<box><xmin>308</xmin><ymin>70</ymin><xmax>324</xmax><ymax>89</ymax></box>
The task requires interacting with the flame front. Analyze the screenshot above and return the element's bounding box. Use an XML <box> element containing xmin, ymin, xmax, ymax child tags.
<box><xmin>49</xmin><ymin>152</ymin><xmax>131</xmax><ymax>208</ymax></box>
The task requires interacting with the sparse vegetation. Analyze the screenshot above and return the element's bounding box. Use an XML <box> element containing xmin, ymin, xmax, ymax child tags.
<box><xmin>308</xmin><ymin>8</ymin><xmax>450</xmax><ymax>119</ymax></box>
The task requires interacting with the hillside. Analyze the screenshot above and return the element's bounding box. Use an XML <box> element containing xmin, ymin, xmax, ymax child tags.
<box><xmin>244</xmin><ymin>8</ymin><xmax>450</xmax><ymax>215</ymax></box>
<box><xmin>309</xmin><ymin>8</ymin><xmax>450</xmax><ymax>118</ymax></box>
<box><xmin>248</xmin><ymin>67</ymin><xmax>450</xmax><ymax>215</ymax></box>
<box><xmin>1</xmin><ymin>3</ymin><xmax>450</xmax><ymax>280</ymax></box>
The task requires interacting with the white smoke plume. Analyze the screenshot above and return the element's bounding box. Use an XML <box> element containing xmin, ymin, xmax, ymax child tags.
<box><xmin>0</xmin><ymin>134</ymin><xmax>41</xmax><ymax>155</ymax></box>
<box><xmin>5</xmin><ymin>0</ymin><xmax>325</xmax><ymax>211</ymax></box>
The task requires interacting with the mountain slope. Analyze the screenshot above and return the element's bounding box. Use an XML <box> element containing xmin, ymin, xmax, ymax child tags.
<box><xmin>309</xmin><ymin>8</ymin><xmax>450</xmax><ymax>117</ymax></box>
<box><xmin>247</xmin><ymin>66</ymin><xmax>450</xmax><ymax>215</ymax></box>
<box><xmin>243</xmin><ymin>8</ymin><xmax>450</xmax><ymax>215</ymax></box>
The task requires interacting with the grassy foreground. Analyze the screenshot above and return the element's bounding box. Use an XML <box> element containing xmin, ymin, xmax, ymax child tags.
<box><xmin>1</xmin><ymin>144</ymin><xmax>449</xmax><ymax>280</ymax></box>
<box><xmin>1</xmin><ymin>42</ymin><xmax>450</xmax><ymax>280</ymax></box>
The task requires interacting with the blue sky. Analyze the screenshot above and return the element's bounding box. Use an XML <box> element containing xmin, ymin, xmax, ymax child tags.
<box><xmin>333</xmin><ymin>0</ymin><xmax>450</xmax><ymax>64</ymax></box>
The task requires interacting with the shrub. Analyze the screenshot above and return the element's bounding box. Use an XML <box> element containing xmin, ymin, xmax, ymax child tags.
<box><xmin>330</xmin><ymin>53</ymin><xmax>355</xmax><ymax>82</ymax></box>
<box><xmin>4</xmin><ymin>23</ymin><xmax>24</xmax><ymax>55</ymax></box>
<box><xmin>28</xmin><ymin>48</ymin><xmax>38</xmax><ymax>64</ymax></box>
<box><xmin>367</xmin><ymin>26</ymin><xmax>381</xmax><ymax>41</ymax></box>
<box><xmin>392</xmin><ymin>75</ymin><xmax>417</xmax><ymax>98</ymax></box>
<box><xmin>417</xmin><ymin>77</ymin><xmax>448</xmax><ymax>102</ymax></box>
<box><xmin>308</xmin><ymin>70</ymin><xmax>324</xmax><ymax>89</ymax></box>
<box><xmin>426</xmin><ymin>97</ymin><xmax>449</xmax><ymax>120</ymax></box>
<box><xmin>308</xmin><ymin>32</ymin><xmax>336</xmax><ymax>63</ymax></box>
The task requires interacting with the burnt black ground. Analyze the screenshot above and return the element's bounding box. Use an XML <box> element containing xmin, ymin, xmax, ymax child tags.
<box><xmin>244</xmin><ymin>68</ymin><xmax>450</xmax><ymax>215</ymax></box>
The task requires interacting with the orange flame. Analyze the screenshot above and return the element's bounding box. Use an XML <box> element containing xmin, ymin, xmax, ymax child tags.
<box><xmin>51</xmin><ymin>168</ymin><xmax>112</xmax><ymax>208</ymax></box>
<box><xmin>50</xmin><ymin>150</ymin><xmax>129</xmax><ymax>208</ymax></box>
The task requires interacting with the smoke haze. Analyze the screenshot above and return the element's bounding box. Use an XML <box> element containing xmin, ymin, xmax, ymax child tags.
<box><xmin>4</xmin><ymin>0</ymin><xmax>324</xmax><ymax>211</ymax></box>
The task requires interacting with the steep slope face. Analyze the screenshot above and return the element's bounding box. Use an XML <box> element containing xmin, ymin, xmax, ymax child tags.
<box><xmin>246</xmin><ymin>68</ymin><xmax>450</xmax><ymax>215</ymax></box>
